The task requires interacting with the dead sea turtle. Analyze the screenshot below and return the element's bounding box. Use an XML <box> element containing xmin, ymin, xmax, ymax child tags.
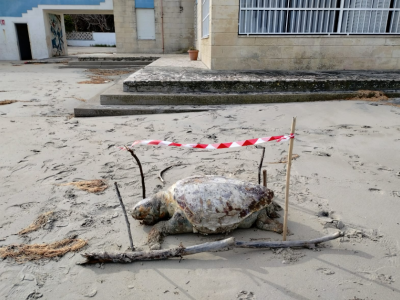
<box><xmin>132</xmin><ymin>175</ymin><xmax>283</xmax><ymax>250</ymax></box>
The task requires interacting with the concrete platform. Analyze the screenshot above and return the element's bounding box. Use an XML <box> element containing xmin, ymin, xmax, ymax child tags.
<box><xmin>101</xmin><ymin>81</ymin><xmax>375</xmax><ymax>105</ymax></box>
<box><xmin>123</xmin><ymin>68</ymin><xmax>400</xmax><ymax>94</ymax></box>
<box><xmin>62</xmin><ymin>59</ymin><xmax>154</xmax><ymax>69</ymax></box>
<box><xmin>74</xmin><ymin>105</ymin><xmax>213</xmax><ymax>117</ymax></box>
<box><xmin>75</xmin><ymin>54</ymin><xmax>400</xmax><ymax>115</ymax></box>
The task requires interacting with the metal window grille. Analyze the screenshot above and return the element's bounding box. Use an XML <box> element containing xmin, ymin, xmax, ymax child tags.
<box><xmin>194</xmin><ymin>2</ymin><xmax>198</xmax><ymax>42</ymax></box>
<box><xmin>66</xmin><ymin>32</ymin><xmax>94</xmax><ymax>40</ymax></box>
<box><xmin>202</xmin><ymin>0</ymin><xmax>210</xmax><ymax>37</ymax></box>
<box><xmin>239</xmin><ymin>0</ymin><xmax>400</xmax><ymax>34</ymax></box>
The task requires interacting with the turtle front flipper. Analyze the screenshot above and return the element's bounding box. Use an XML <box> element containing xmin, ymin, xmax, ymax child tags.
<box><xmin>255</xmin><ymin>208</ymin><xmax>284</xmax><ymax>234</ymax></box>
<box><xmin>147</xmin><ymin>210</ymin><xmax>193</xmax><ymax>250</ymax></box>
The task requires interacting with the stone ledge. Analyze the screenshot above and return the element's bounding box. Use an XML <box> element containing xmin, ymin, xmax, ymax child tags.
<box><xmin>123</xmin><ymin>68</ymin><xmax>400</xmax><ymax>94</ymax></box>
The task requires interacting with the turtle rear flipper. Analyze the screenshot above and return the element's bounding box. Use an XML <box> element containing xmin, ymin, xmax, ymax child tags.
<box><xmin>148</xmin><ymin>210</ymin><xmax>193</xmax><ymax>250</ymax></box>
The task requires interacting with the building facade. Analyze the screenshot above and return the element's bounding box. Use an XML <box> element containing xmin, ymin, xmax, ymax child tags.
<box><xmin>196</xmin><ymin>0</ymin><xmax>400</xmax><ymax>70</ymax></box>
<box><xmin>0</xmin><ymin>0</ymin><xmax>196</xmax><ymax>60</ymax></box>
<box><xmin>114</xmin><ymin>0</ymin><xmax>196</xmax><ymax>54</ymax></box>
<box><xmin>2</xmin><ymin>0</ymin><xmax>400</xmax><ymax>72</ymax></box>
<box><xmin>0</xmin><ymin>0</ymin><xmax>114</xmax><ymax>60</ymax></box>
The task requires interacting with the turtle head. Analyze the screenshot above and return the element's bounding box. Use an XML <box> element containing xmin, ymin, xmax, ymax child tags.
<box><xmin>131</xmin><ymin>192</ymin><xmax>169</xmax><ymax>225</ymax></box>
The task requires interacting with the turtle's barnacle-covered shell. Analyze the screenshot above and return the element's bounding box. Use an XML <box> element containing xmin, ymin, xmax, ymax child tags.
<box><xmin>170</xmin><ymin>175</ymin><xmax>274</xmax><ymax>233</ymax></box>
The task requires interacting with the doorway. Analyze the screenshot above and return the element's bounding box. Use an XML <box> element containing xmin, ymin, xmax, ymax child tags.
<box><xmin>15</xmin><ymin>24</ymin><xmax>32</xmax><ymax>60</ymax></box>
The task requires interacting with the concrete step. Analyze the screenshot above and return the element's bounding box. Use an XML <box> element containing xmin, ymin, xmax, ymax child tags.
<box><xmin>60</xmin><ymin>65</ymin><xmax>143</xmax><ymax>69</ymax></box>
<box><xmin>74</xmin><ymin>105</ymin><xmax>213</xmax><ymax>117</ymax></box>
<box><xmin>69</xmin><ymin>61</ymin><xmax>151</xmax><ymax>66</ymax></box>
<box><xmin>78</xmin><ymin>56</ymin><xmax>159</xmax><ymax>62</ymax></box>
<box><xmin>123</xmin><ymin>69</ymin><xmax>400</xmax><ymax>94</ymax></box>
<box><xmin>102</xmin><ymin>77</ymin><xmax>400</xmax><ymax>105</ymax></box>
<box><xmin>101</xmin><ymin>90</ymin><xmax>400</xmax><ymax>106</ymax></box>
<box><xmin>101</xmin><ymin>92</ymin><xmax>347</xmax><ymax>106</ymax></box>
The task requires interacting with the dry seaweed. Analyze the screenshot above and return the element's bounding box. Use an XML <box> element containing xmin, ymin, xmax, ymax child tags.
<box><xmin>73</xmin><ymin>97</ymin><xmax>86</xmax><ymax>102</ymax></box>
<box><xmin>348</xmin><ymin>90</ymin><xmax>388</xmax><ymax>101</ymax></box>
<box><xmin>61</xmin><ymin>179</ymin><xmax>108</xmax><ymax>193</ymax></box>
<box><xmin>0</xmin><ymin>100</ymin><xmax>18</xmax><ymax>105</ymax></box>
<box><xmin>78</xmin><ymin>69</ymin><xmax>134</xmax><ymax>84</ymax></box>
<box><xmin>87</xmin><ymin>69</ymin><xmax>133</xmax><ymax>76</ymax></box>
<box><xmin>0</xmin><ymin>238</ymin><xmax>87</xmax><ymax>262</ymax></box>
<box><xmin>78</xmin><ymin>75</ymin><xmax>110</xmax><ymax>84</ymax></box>
<box><xmin>18</xmin><ymin>211</ymin><xmax>54</xmax><ymax>235</ymax></box>
<box><xmin>0</xmin><ymin>100</ymin><xmax>31</xmax><ymax>106</ymax></box>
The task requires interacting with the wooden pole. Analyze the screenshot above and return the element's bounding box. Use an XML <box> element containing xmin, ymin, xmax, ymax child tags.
<box><xmin>114</xmin><ymin>182</ymin><xmax>135</xmax><ymax>251</ymax></box>
<box><xmin>283</xmin><ymin>117</ymin><xmax>296</xmax><ymax>241</ymax></box>
<box><xmin>258</xmin><ymin>147</ymin><xmax>266</xmax><ymax>185</ymax></box>
<box><xmin>126</xmin><ymin>147</ymin><xmax>146</xmax><ymax>199</ymax></box>
<box><xmin>263</xmin><ymin>170</ymin><xmax>267</xmax><ymax>188</ymax></box>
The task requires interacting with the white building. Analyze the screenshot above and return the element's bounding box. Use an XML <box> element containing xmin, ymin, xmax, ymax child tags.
<box><xmin>0</xmin><ymin>0</ymin><xmax>113</xmax><ymax>60</ymax></box>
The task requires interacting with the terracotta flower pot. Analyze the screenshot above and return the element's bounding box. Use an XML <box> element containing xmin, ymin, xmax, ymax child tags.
<box><xmin>188</xmin><ymin>50</ymin><xmax>199</xmax><ymax>61</ymax></box>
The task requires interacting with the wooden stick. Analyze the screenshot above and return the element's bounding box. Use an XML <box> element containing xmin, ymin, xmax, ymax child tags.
<box><xmin>79</xmin><ymin>232</ymin><xmax>343</xmax><ymax>264</ymax></box>
<box><xmin>258</xmin><ymin>147</ymin><xmax>266</xmax><ymax>185</ymax></box>
<box><xmin>263</xmin><ymin>170</ymin><xmax>267</xmax><ymax>188</ymax></box>
<box><xmin>79</xmin><ymin>237</ymin><xmax>235</xmax><ymax>264</ymax></box>
<box><xmin>236</xmin><ymin>231</ymin><xmax>343</xmax><ymax>248</ymax></box>
<box><xmin>283</xmin><ymin>117</ymin><xmax>296</xmax><ymax>241</ymax></box>
<box><xmin>114</xmin><ymin>182</ymin><xmax>135</xmax><ymax>251</ymax></box>
<box><xmin>125</xmin><ymin>146</ymin><xmax>146</xmax><ymax>199</ymax></box>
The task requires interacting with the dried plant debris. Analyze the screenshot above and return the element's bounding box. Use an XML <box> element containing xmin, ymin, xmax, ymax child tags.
<box><xmin>0</xmin><ymin>238</ymin><xmax>87</xmax><ymax>262</ymax></box>
<box><xmin>348</xmin><ymin>90</ymin><xmax>388</xmax><ymax>101</ymax></box>
<box><xmin>87</xmin><ymin>69</ymin><xmax>133</xmax><ymax>76</ymax></box>
<box><xmin>61</xmin><ymin>179</ymin><xmax>108</xmax><ymax>193</ymax></box>
<box><xmin>0</xmin><ymin>100</ymin><xmax>31</xmax><ymax>106</ymax></box>
<box><xmin>78</xmin><ymin>69</ymin><xmax>134</xmax><ymax>84</ymax></box>
<box><xmin>18</xmin><ymin>211</ymin><xmax>54</xmax><ymax>235</ymax></box>
<box><xmin>78</xmin><ymin>76</ymin><xmax>110</xmax><ymax>84</ymax></box>
<box><xmin>347</xmin><ymin>91</ymin><xmax>400</xmax><ymax>109</ymax></box>
<box><xmin>0</xmin><ymin>100</ymin><xmax>18</xmax><ymax>105</ymax></box>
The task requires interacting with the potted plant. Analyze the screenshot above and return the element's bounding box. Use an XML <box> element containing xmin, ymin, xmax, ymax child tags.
<box><xmin>188</xmin><ymin>46</ymin><xmax>199</xmax><ymax>61</ymax></box>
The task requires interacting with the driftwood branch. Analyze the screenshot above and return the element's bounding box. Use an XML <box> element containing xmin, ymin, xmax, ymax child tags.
<box><xmin>80</xmin><ymin>237</ymin><xmax>235</xmax><ymax>264</ymax></box>
<box><xmin>114</xmin><ymin>182</ymin><xmax>135</xmax><ymax>251</ymax></box>
<box><xmin>257</xmin><ymin>146</ymin><xmax>266</xmax><ymax>185</ymax></box>
<box><xmin>125</xmin><ymin>146</ymin><xmax>146</xmax><ymax>199</ymax></box>
<box><xmin>235</xmin><ymin>231</ymin><xmax>343</xmax><ymax>248</ymax></box>
<box><xmin>79</xmin><ymin>232</ymin><xmax>343</xmax><ymax>265</ymax></box>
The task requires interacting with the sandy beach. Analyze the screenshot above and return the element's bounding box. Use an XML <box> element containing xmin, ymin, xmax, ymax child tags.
<box><xmin>1</xmin><ymin>62</ymin><xmax>400</xmax><ymax>300</ymax></box>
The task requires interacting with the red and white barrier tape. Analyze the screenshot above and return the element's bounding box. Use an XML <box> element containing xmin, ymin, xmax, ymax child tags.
<box><xmin>121</xmin><ymin>134</ymin><xmax>294</xmax><ymax>150</ymax></box>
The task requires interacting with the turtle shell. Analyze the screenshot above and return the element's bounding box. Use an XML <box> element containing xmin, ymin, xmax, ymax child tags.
<box><xmin>171</xmin><ymin>175</ymin><xmax>274</xmax><ymax>233</ymax></box>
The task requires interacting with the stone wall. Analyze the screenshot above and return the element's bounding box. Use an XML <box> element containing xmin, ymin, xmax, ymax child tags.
<box><xmin>202</xmin><ymin>0</ymin><xmax>400</xmax><ymax>71</ymax></box>
<box><xmin>114</xmin><ymin>0</ymin><xmax>195</xmax><ymax>54</ymax></box>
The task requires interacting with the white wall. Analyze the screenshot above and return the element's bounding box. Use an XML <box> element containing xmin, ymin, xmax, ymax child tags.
<box><xmin>67</xmin><ymin>32</ymin><xmax>116</xmax><ymax>46</ymax></box>
<box><xmin>0</xmin><ymin>8</ymin><xmax>49</xmax><ymax>60</ymax></box>
<box><xmin>0</xmin><ymin>0</ymin><xmax>113</xmax><ymax>60</ymax></box>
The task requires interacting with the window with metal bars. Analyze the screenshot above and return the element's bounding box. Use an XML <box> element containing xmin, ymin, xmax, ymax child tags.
<box><xmin>202</xmin><ymin>0</ymin><xmax>210</xmax><ymax>37</ymax></box>
<box><xmin>239</xmin><ymin>0</ymin><xmax>400</xmax><ymax>34</ymax></box>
